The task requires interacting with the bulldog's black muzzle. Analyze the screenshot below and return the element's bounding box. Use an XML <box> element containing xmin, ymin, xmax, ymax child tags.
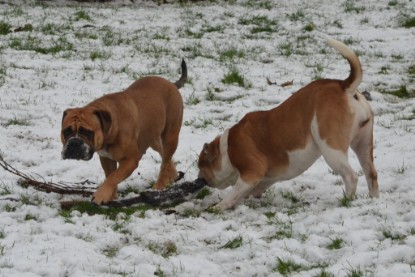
<box><xmin>61</xmin><ymin>137</ymin><xmax>94</xmax><ymax>161</ymax></box>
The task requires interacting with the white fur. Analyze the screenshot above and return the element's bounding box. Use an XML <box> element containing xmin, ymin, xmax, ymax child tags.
<box><xmin>311</xmin><ymin>116</ymin><xmax>359</xmax><ymax>197</ymax></box>
<box><xmin>276</xmin><ymin>138</ymin><xmax>321</xmax><ymax>181</ymax></box>
<box><xmin>97</xmin><ymin>149</ymin><xmax>113</xmax><ymax>159</ymax></box>
<box><xmin>211</xmin><ymin>129</ymin><xmax>238</xmax><ymax>189</ymax></box>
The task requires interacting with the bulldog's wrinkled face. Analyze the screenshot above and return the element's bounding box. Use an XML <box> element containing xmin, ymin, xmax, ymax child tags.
<box><xmin>197</xmin><ymin>136</ymin><xmax>222</xmax><ymax>188</ymax></box>
<box><xmin>61</xmin><ymin>108</ymin><xmax>111</xmax><ymax>161</ymax></box>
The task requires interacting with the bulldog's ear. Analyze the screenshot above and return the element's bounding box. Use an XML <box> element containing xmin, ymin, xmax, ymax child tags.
<box><xmin>203</xmin><ymin>143</ymin><xmax>209</xmax><ymax>155</ymax></box>
<box><xmin>203</xmin><ymin>143</ymin><xmax>216</xmax><ymax>162</ymax></box>
<box><xmin>62</xmin><ymin>109</ymin><xmax>68</xmax><ymax>124</ymax></box>
<box><xmin>94</xmin><ymin>110</ymin><xmax>112</xmax><ymax>134</ymax></box>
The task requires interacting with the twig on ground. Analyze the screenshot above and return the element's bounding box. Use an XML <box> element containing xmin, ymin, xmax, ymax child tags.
<box><xmin>0</xmin><ymin>151</ymin><xmax>206</xmax><ymax>209</ymax></box>
<box><xmin>0</xmin><ymin>152</ymin><xmax>96</xmax><ymax>196</ymax></box>
<box><xmin>60</xmin><ymin>178</ymin><xmax>207</xmax><ymax>210</ymax></box>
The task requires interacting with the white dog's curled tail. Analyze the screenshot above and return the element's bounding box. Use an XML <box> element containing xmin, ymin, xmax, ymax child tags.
<box><xmin>328</xmin><ymin>38</ymin><xmax>362</xmax><ymax>94</ymax></box>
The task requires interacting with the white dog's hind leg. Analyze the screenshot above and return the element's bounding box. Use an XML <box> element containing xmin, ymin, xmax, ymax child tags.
<box><xmin>320</xmin><ymin>147</ymin><xmax>358</xmax><ymax>199</ymax></box>
<box><xmin>351</xmin><ymin>121</ymin><xmax>379</xmax><ymax>198</ymax></box>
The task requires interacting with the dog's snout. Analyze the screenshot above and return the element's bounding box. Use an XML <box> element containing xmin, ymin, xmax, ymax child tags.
<box><xmin>68</xmin><ymin>138</ymin><xmax>83</xmax><ymax>148</ymax></box>
<box><xmin>62</xmin><ymin>137</ymin><xmax>93</xmax><ymax>160</ymax></box>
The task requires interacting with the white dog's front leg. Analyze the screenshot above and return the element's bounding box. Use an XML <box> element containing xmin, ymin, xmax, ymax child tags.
<box><xmin>215</xmin><ymin>177</ymin><xmax>254</xmax><ymax>210</ymax></box>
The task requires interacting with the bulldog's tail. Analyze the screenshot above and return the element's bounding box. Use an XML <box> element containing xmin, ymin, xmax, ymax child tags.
<box><xmin>328</xmin><ymin>38</ymin><xmax>362</xmax><ymax>94</ymax></box>
<box><xmin>174</xmin><ymin>59</ymin><xmax>187</xmax><ymax>89</ymax></box>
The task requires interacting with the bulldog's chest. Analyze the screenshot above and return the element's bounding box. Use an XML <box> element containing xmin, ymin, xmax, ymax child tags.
<box><xmin>97</xmin><ymin>149</ymin><xmax>113</xmax><ymax>159</ymax></box>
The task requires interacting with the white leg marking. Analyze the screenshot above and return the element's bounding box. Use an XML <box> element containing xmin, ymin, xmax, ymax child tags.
<box><xmin>311</xmin><ymin>116</ymin><xmax>358</xmax><ymax>198</ymax></box>
<box><xmin>216</xmin><ymin>177</ymin><xmax>254</xmax><ymax>210</ymax></box>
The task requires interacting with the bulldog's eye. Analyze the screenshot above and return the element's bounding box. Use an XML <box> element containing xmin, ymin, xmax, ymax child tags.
<box><xmin>62</xmin><ymin>127</ymin><xmax>73</xmax><ymax>139</ymax></box>
<box><xmin>78</xmin><ymin>127</ymin><xmax>94</xmax><ymax>140</ymax></box>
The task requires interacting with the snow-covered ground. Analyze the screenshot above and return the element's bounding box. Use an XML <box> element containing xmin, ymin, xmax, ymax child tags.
<box><xmin>0</xmin><ymin>0</ymin><xmax>414</xmax><ymax>276</ymax></box>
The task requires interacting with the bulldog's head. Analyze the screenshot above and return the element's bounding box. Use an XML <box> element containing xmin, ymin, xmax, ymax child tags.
<box><xmin>197</xmin><ymin>136</ymin><xmax>224</xmax><ymax>188</ymax></box>
<box><xmin>61</xmin><ymin>108</ymin><xmax>111</xmax><ymax>161</ymax></box>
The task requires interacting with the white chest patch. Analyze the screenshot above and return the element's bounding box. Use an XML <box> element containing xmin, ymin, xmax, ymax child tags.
<box><xmin>97</xmin><ymin>149</ymin><xmax>113</xmax><ymax>159</ymax></box>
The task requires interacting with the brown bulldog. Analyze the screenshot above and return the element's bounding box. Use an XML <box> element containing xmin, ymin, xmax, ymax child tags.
<box><xmin>198</xmin><ymin>39</ymin><xmax>379</xmax><ymax>210</ymax></box>
<box><xmin>61</xmin><ymin>60</ymin><xmax>187</xmax><ymax>205</ymax></box>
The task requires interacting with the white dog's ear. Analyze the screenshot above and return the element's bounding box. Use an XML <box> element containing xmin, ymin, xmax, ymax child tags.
<box><xmin>203</xmin><ymin>143</ymin><xmax>217</xmax><ymax>163</ymax></box>
<box><xmin>203</xmin><ymin>143</ymin><xmax>209</xmax><ymax>155</ymax></box>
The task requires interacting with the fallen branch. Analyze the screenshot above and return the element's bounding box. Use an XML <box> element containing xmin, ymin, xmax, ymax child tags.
<box><xmin>266</xmin><ymin>77</ymin><xmax>293</xmax><ymax>87</ymax></box>
<box><xmin>0</xmin><ymin>152</ymin><xmax>96</xmax><ymax>196</ymax></box>
<box><xmin>0</xmin><ymin>151</ymin><xmax>207</xmax><ymax>209</ymax></box>
<box><xmin>60</xmin><ymin>178</ymin><xmax>207</xmax><ymax>210</ymax></box>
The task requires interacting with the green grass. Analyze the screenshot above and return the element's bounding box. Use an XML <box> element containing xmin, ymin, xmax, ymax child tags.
<box><xmin>314</xmin><ymin>269</ymin><xmax>335</xmax><ymax>277</ymax></box>
<box><xmin>327</xmin><ymin>237</ymin><xmax>344</xmax><ymax>250</ymax></box>
<box><xmin>241</xmin><ymin>0</ymin><xmax>273</xmax><ymax>10</ymax></box>
<box><xmin>195</xmin><ymin>187</ymin><xmax>211</xmax><ymax>199</ymax></box>
<box><xmin>219</xmin><ymin>235</ymin><xmax>243</xmax><ymax>249</ymax></box>
<box><xmin>400</xmin><ymin>15</ymin><xmax>415</xmax><ymax>28</ymax></box>
<box><xmin>0</xmin><ymin>66</ymin><xmax>6</xmax><ymax>86</ymax></box>
<box><xmin>275</xmin><ymin>257</ymin><xmax>303</xmax><ymax>276</ymax></box>
<box><xmin>0</xmin><ymin>21</ymin><xmax>11</xmax><ymax>35</ymax></box>
<box><xmin>339</xmin><ymin>194</ymin><xmax>353</xmax><ymax>208</ymax></box>
<box><xmin>221</xmin><ymin>68</ymin><xmax>246</xmax><ymax>87</ymax></box>
<box><xmin>147</xmin><ymin>240</ymin><xmax>178</xmax><ymax>258</ymax></box>
<box><xmin>343</xmin><ymin>0</ymin><xmax>366</xmax><ymax>13</ymax></box>
<box><xmin>265</xmin><ymin>214</ymin><xmax>293</xmax><ymax>240</ymax></box>
<box><xmin>288</xmin><ymin>10</ymin><xmax>305</xmax><ymax>21</ymax></box>
<box><xmin>24</xmin><ymin>214</ymin><xmax>37</xmax><ymax>221</ymax></box>
<box><xmin>303</xmin><ymin>22</ymin><xmax>315</xmax><ymax>32</ymax></box>
<box><xmin>383</xmin><ymin>85</ymin><xmax>412</xmax><ymax>98</ymax></box>
<box><xmin>346</xmin><ymin>267</ymin><xmax>364</xmax><ymax>277</ymax></box>
<box><xmin>3</xmin><ymin>117</ymin><xmax>30</xmax><ymax>127</ymax></box>
<box><xmin>102</xmin><ymin>246</ymin><xmax>118</xmax><ymax>258</ymax></box>
<box><xmin>9</xmin><ymin>36</ymin><xmax>73</xmax><ymax>55</ymax></box>
<box><xmin>388</xmin><ymin>0</ymin><xmax>398</xmax><ymax>6</ymax></box>
<box><xmin>90</xmin><ymin>50</ymin><xmax>111</xmax><ymax>61</ymax></box>
<box><xmin>40</xmin><ymin>23</ymin><xmax>72</xmax><ymax>35</ymax></box>
<box><xmin>219</xmin><ymin>48</ymin><xmax>245</xmax><ymax>61</ymax></box>
<box><xmin>382</xmin><ymin>228</ymin><xmax>406</xmax><ymax>241</ymax></box>
<box><xmin>378</xmin><ymin>65</ymin><xmax>390</xmax><ymax>74</ymax></box>
<box><xmin>278</xmin><ymin>42</ymin><xmax>293</xmax><ymax>57</ymax></box>
<box><xmin>239</xmin><ymin>15</ymin><xmax>278</xmax><ymax>34</ymax></box>
<box><xmin>74</xmin><ymin>9</ymin><xmax>92</xmax><ymax>21</ymax></box>
<box><xmin>0</xmin><ymin>185</ymin><xmax>11</xmax><ymax>196</ymax></box>
<box><xmin>60</xmin><ymin>202</ymin><xmax>150</xmax><ymax>220</ymax></box>
<box><xmin>154</xmin><ymin>267</ymin><xmax>164</xmax><ymax>277</ymax></box>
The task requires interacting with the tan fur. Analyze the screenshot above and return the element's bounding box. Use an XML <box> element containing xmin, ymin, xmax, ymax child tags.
<box><xmin>198</xmin><ymin>39</ymin><xmax>378</xmax><ymax>210</ymax></box>
<box><xmin>61</xmin><ymin>62</ymin><xmax>186</xmax><ymax>205</ymax></box>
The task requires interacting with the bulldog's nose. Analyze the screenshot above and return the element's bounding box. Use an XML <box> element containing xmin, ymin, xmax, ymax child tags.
<box><xmin>62</xmin><ymin>137</ymin><xmax>86</xmax><ymax>160</ymax></box>
<box><xmin>68</xmin><ymin>138</ymin><xmax>83</xmax><ymax>148</ymax></box>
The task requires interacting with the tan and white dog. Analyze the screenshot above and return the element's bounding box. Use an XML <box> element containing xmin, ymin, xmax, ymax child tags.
<box><xmin>198</xmin><ymin>39</ymin><xmax>379</xmax><ymax>210</ymax></box>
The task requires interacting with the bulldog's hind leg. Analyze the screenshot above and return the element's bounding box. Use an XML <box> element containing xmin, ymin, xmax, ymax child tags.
<box><xmin>351</xmin><ymin>120</ymin><xmax>379</xmax><ymax>198</ymax></box>
<box><xmin>152</xmin><ymin>134</ymin><xmax>179</xmax><ymax>190</ymax></box>
<box><xmin>320</xmin><ymin>146</ymin><xmax>358</xmax><ymax>199</ymax></box>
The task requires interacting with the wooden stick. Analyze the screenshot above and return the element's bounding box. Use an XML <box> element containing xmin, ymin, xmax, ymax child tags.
<box><xmin>0</xmin><ymin>151</ymin><xmax>206</xmax><ymax>209</ymax></box>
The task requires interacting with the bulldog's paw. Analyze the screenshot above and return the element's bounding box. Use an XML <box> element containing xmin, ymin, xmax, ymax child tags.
<box><xmin>152</xmin><ymin>182</ymin><xmax>168</xmax><ymax>191</ymax></box>
<box><xmin>214</xmin><ymin>201</ymin><xmax>234</xmax><ymax>211</ymax></box>
<box><xmin>92</xmin><ymin>185</ymin><xmax>117</xmax><ymax>205</ymax></box>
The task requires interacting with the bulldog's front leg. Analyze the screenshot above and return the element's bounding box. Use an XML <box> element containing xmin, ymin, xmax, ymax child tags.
<box><xmin>215</xmin><ymin>177</ymin><xmax>255</xmax><ymax>210</ymax></box>
<box><xmin>93</xmin><ymin>158</ymin><xmax>138</xmax><ymax>204</ymax></box>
